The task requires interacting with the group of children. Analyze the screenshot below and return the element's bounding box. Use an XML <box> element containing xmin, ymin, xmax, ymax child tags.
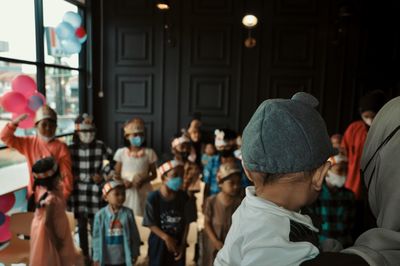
<box><xmin>0</xmin><ymin>90</ymin><xmax>371</xmax><ymax>266</ymax></box>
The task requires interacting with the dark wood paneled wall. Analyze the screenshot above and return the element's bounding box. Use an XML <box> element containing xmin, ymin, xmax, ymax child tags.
<box><xmin>91</xmin><ymin>0</ymin><xmax>400</xmax><ymax>155</ymax></box>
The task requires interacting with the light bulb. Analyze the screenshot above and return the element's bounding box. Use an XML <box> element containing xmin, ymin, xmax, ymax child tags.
<box><xmin>242</xmin><ymin>15</ymin><xmax>258</xmax><ymax>28</ymax></box>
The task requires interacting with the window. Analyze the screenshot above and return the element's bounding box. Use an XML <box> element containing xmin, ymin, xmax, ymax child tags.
<box><xmin>0</xmin><ymin>0</ymin><xmax>88</xmax><ymax>167</ymax></box>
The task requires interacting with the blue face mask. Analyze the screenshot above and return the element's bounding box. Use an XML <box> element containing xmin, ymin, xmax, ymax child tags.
<box><xmin>166</xmin><ymin>177</ymin><xmax>183</xmax><ymax>191</ymax></box>
<box><xmin>129</xmin><ymin>136</ymin><xmax>144</xmax><ymax>147</ymax></box>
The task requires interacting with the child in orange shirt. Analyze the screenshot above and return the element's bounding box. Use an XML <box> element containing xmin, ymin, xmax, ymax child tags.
<box><xmin>0</xmin><ymin>105</ymin><xmax>73</xmax><ymax>207</ymax></box>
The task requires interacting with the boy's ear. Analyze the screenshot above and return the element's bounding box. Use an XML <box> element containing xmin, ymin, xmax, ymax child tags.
<box><xmin>242</xmin><ymin>163</ymin><xmax>253</xmax><ymax>182</ymax></box>
<box><xmin>312</xmin><ymin>161</ymin><xmax>331</xmax><ymax>191</ymax></box>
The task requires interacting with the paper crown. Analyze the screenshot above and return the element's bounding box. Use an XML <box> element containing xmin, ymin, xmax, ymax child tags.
<box><xmin>102</xmin><ymin>180</ymin><xmax>124</xmax><ymax>196</ymax></box>
<box><xmin>214</xmin><ymin>129</ymin><xmax>227</xmax><ymax>148</ymax></box>
<box><xmin>32</xmin><ymin>157</ymin><xmax>58</xmax><ymax>179</ymax></box>
<box><xmin>172</xmin><ymin>132</ymin><xmax>191</xmax><ymax>148</ymax></box>
<box><xmin>35</xmin><ymin>105</ymin><xmax>57</xmax><ymax>124</ymax></box>
<box><xmin>75</xmin><ymin>113</ymin><xmax>95</xmax><ymax>131</ymax></box>
<box><xmin>217</xmin><ymin>161</ymin><xmax>241</xmax><ymax>183</ymax></box>
<box><xmin>124</xmin><ymin>118</ymin><xmax>145</xmax><ymax>136</ymax></box>
<box><xmin>157</xmin><ymin>160</ymin><xmax>184</xmax><ymax>176</ymax></box>
<box><xmin>328</xmin><ymin>154</ymin><xmax>348</xmax><ymax>166</ymax></box>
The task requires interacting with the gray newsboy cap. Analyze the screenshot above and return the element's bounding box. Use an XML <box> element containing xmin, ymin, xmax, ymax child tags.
<box><xmin>242</xmin><ymin>92</ymin><xmax>335</xmax><ymax>174</ymax></box>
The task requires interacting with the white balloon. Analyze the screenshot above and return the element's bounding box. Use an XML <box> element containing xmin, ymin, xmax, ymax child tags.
<box><xmin>63</xmin><ymin>11</ymin><xmax>82</xmax><ymax>28</ymax></box>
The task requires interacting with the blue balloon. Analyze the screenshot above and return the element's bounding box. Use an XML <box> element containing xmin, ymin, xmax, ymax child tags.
<box><xmin>61</xmin><ymin>37</ymin><xmax>82</xmax><ymax>54</ymax></box>
<box><xmin>63</xmin><ymin>11</ymin><xmax>82</xmax><ymax>28</ymax></box>
<box><xmin>0</xmin><ymin>212</ymin><xmax>5</xmax><ymax>226</ymax></box>
<box><xmin>28</xmin><ymin>95</ymin><xmax>45</xmax><ymax>111</ymax></box>
<box><xmin>55</xmin><ymin>21</ymin><xmax>75</xmax><ymax>40</ymax></box>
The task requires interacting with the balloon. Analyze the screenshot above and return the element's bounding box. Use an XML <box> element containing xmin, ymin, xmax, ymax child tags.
<box><xmin>75</xmin><ymin>26</ymin><xmax>86</xmax><ymax>38</ymax></box>
<box><xmin>0</xmin><ymin>91</ymin><xmax>27</xmax><ymax>113</ymax></box>
<box><xmin>78</xmin><ymin>34</ymin><xmax>87</xmax><ymax>44</ymax></box>
<box><xmin>0</xmin><ymin>212</ymin><xmax>5</xmax><ymax>226</ymax></box>
<box><xmin>55</xmin><ymin>21</ymin><xmax>75</xmax><ymax>40</ymax></box>
<box><xmin>11</xmin><ymin>75</ymin><xmax>37</xmax><ymax>98</ymax></box>
<box><xmin>28</xmin><ymin>92</ymin><xmax>46</xmax><ymax>111</ymax></box>
<box><xmin>12</xmin><ymin>110</ymin><xmax>35</xmax><ymax>129</ymax></box>
<box><xmin>0</xmin><ymin>193</ymin><xmax>16</xmax><ymax>213</ymax></box>
<box><xmin>61</xmin><ymin>37</ymin><xmax>82</xmax><ymax>54</ymax></box>
<box><xmin>63</xmin><ymin>11</ymin><xmax>82</xmax><ymax>28</ymax></box>
<box><xmin>13</xmin><ymin>188</ymin><xmax>27</xmax><ymax>211</ymax></box>
<box><xmin>0</xmin><ymin>215</ymin><xmax>11</xmax><ymax>243</ymax></box>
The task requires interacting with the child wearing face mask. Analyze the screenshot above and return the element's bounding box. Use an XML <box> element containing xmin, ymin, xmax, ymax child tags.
<box><xmin>113</xmin><ymin>118</ymin><xmax>158</xmax><ymax>216</ymax></box>
<box><xmin>68</xmin><ymin>113</ymin><xmax>114</xmax><ymax>261</ymax></box>
<box><xmin>0</xmin><ymin>105</ymin><xmax>73</xmax><ymax>207</ymax></box>
<box><xmin>142</xmin><ymin>160</ymin><xmax>191</xmax><ymax>266</ymax></box>
<box><xmin>203</xmin><ymin>128</ymin><xmax>250</xmax><ymax>198</ymax></box>
<box><xmin>309</xmin><ymin>154</ymin><xmax>356</xmax><ymax>248</ymax></box>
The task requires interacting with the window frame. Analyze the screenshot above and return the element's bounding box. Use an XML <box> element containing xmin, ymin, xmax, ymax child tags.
<box><xmin>0</xmin><ymin>0</ymin><xmax>91</xmax><ymax>150</ymax></box>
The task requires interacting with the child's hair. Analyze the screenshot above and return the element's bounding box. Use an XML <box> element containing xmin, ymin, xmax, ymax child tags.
<box><xmin>32</xmin><ymin>157</ymin><xmax>60</xmax><ymax>192</ymax></box>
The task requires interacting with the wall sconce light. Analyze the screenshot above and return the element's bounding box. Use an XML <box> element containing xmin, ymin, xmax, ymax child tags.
<box><xmin>242</xmin><ymin>14</ymin><xmax>258</xmax><ymax>48</ymax></box>
<box><xmin>156</xmin><ymin>0</ymin><xmax>170</xmax><ymax>10</ymax></box>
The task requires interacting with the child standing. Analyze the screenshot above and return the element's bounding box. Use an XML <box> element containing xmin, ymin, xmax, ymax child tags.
<box><xmin>29</xmin><ymin>157</ymin><xmax>80</xmax><ymax>266</ymax></box>
<box><xmin>202</xmin><ymin>162</ymin><xmax>242</xmax><ymax>266</ymax></box>
<box><xmin>201</xmin><ymin>143</ymin><xmax>216</xmax><ymax>168</ymax></box>
<box><xmin>92</xmin><ymin>180</ymin><xmax>141</xmax><ymax>266</ymax></box>
<box><xmin>214</xmin><ymin>92</ymin><xmax>335</xmax><ymax>265</ymax></box>
<box><xmin>310</xmin><ymin>154</ymin><xmax>355</xmax><ymax>248</ymax></box>
<box><xmin>113</xmin><ymin>118</ymin><xmax>158</xmax><ymax>216</ymax></box>
<box><xmin>203</xmin><ymin>128</ymin><xmax>250</xmax><ymax>198</ymax></box>
<box><xmin>0</xmin><ymin>105</ymin><xmax>73</xmax><ymax>203</ymax></box>
<box><xmin>68</xmin><ymin>114</ymin><xmax>114</xmax><ymax>260</ymax></box>
<box><xmin>142</xmin><ymin>160</ymin><xmax>191</xmax><ymax>266</ymax></box>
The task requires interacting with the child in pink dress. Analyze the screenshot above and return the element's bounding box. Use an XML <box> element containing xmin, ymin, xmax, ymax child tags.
<box><xmin>29</xmin><ymin>157</ymin><xmax>80</xmax><ymax>266</ymax></box>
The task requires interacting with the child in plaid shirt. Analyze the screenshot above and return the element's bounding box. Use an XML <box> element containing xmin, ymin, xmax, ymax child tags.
<box><xmin>309</xmin><ymin>154</ymin><xmax>356</xmax><ymax>248</ymax></box>
<box><xmin>68</xmin><ymin>113</ymin><xmax>114</xmax><ymax>260</ymax></box>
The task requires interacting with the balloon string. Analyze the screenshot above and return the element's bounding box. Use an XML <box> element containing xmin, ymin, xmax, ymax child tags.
<box><xmin>99</xmin><ymin>0</ymin><xmax>104</xmax><ymax>98</ymax></box>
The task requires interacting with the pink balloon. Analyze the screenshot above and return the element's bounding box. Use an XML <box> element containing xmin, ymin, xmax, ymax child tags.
<box><xmin>27</xmin><ymin>92</ymin><xmax>46</xmax><ymax>111</ymax></box>
<box><xmin>0</xmin><ymin>91</ymin><xmax>28</xmax><ymax>113</ymax></box>
<box><xmin>11</xmin><ymin>75</ymin><xmax>37</xmax><ymax>98</ymax></box>
<box><xmin>0</xmin><ymin>215</ymin><xmax>11</xmax><ymax>243</ymax></box>
<box><xmin>12</xmin><ymin>110</ymin><xmax>36</xmax><ymax>129</ymax></box>
<box><xmin>0</xmin><ymin>193</ymin><xmax>16</xmax><ymax>213</ymax></box>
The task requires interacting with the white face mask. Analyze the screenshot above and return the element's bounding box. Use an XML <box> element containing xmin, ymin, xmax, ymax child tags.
<box><xmin>362</xmin><ymin>117</ymin><xmax>373</xmax><ymax>126</ymax></box>
<box><xmin>36</xmin><ymin>131</ymin><xmax>54</xmax><ymax>142</ymax></box>
<box><xmin>78</xmin><ymin>132</ymin><xmax>95</xmax><ymax>144</ymax></box>
<box><xmin>325</xmin><ymin>170</ymin><xmax>346</xmax><ymax>188</ymax></box>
